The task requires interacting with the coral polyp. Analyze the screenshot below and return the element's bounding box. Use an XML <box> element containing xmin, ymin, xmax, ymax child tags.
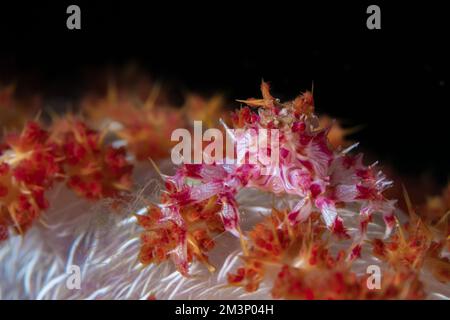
<box><xmin>49</xmin><ymin>117</ymin><xmax>133</xmax><ymax>200</ymax></box>
<box><xmin>137</xmin><ymin>195</ymin><xmax>224</xmax><ymax>275</ymax></box>
<box><xmin>372</xmin><ymin>191</ymin><xmax>450</xmax><ymax>283</ymax></box>
<box><xmin>0</xmin><ymin>115</ymin><xmax>134</xmax><ymax>241</ymax></box>
<box><xmin>0</xmin><ymin>122</ymin><xmax>60</xmax><ymax>239</ymax></box>
<box><xmin>228</xmin><ymin>208</ymin><xmax>426</xmax><ymax>299</ymax></box>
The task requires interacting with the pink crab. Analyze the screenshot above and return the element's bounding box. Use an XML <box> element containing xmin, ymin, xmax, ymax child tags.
<box><xmin>143</xmin><ymin>82</ymin><xmax>396</xmax><ymax>273</ymax></box>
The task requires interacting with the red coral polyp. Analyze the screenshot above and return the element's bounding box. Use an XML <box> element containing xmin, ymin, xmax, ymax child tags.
<box><xmin>0</xmin><ymin>122</ymin><xmax>60</xmax><ymax>239</ymax></box>
<box><xmin>50</xmin><ymin>117</ymin><xmax>133</xmax><ymax>200</ymax></box>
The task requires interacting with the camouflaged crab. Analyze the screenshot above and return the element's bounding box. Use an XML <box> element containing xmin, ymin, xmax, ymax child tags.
<box><xmin>137</xmin><ymin>82</ymin><xmax>397</xmax><ymax>275</ymax></box>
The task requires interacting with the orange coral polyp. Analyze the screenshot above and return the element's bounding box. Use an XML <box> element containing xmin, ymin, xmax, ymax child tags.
<box><xmin>82</xmin><ymin>84</ymin><xmax>188</xmax><ymax>161</ymax></box>
<box><xmin>227</xmin><ymin>209</ymin><xmax>329</xmax><ymax>293</ymax></box>
<box><xmin>372</xmin><ymin>211</ymin><xmax>450</xmax><ymax>283</ymax></box>
<box><xmin>271</xmin><ymin>264</ymin><xmax>424</xmax><ymax>300</ymax></box>
<box><xmin>228</xmin><ymin>208</ymin><xmax>427</xmax><ymax>299</ymax></box>
<box><xmin>137</xmin><ymin>196</ymin><xmax>224</xmax><ymax>275</ymax></box>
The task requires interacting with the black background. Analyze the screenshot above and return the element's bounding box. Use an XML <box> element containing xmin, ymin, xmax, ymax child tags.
<box><xmin>0</xmin><ymin>300</ymin><xmax>441</xmax><ymax>319</ymax></box>
<box><xmin>0</xmin><ymin>1</ymin><xmax>449</xmax><ymax>186</ymax></box>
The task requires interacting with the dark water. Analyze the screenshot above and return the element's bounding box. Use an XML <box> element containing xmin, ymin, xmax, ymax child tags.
<box><xmin>1</xmin><ymin>1</ymin><xmax>449</xmax><ymax>185</ymax></box>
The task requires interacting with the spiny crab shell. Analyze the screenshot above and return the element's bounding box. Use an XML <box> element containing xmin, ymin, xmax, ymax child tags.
<box><xmin>138</xmin><ymin>82</ymin><xmax>396</xmax><ymax>275</ymax></box>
